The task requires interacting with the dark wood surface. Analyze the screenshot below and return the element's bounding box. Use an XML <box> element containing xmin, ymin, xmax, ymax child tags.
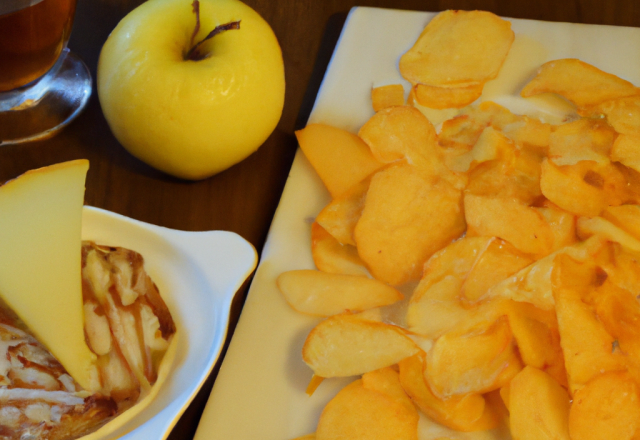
<box><xmin>2</xmin><ymin>0</ymin><xmax>639</xmax><ymax>438</ymax></box>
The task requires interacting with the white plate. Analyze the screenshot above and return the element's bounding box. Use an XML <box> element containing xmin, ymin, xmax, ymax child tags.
<box><xmin>79</xmin><ymin>206</ymin><xmax>257</xmax><ymax>440</ymax></box>
<box><xmin>192</xmin><ymin>7</ymin><xmax>640</xmax><ymax>440</ymax></box>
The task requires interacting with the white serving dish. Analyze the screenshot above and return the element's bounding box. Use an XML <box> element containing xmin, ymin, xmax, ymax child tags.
<box><xmin>192</xmin><ymin>6</ymin><xmax>640</xmax><ymax>440</ymax></box>
<box><xmin>79</xmin><ymin>206</ymin><xmax>257</xmax><ymax>440</ymax></box>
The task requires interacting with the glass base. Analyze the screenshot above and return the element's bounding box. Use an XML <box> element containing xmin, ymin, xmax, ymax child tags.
<box><xmin>0</xmin><ymin>48</ymin><xmax>92</xmax><ymax>145</ymax></box>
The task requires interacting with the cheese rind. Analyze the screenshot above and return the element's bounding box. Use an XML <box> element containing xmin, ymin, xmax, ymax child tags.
<box><xmin>0</xmin><ymin>160</ymin><xmax>99</xmax><ymax>391</ymax></box>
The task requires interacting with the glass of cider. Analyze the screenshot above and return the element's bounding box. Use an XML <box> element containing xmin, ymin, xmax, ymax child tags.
<box><xmin>0</xmin><ymin>0</ymin><xmax>91</xmax><ymax>144</ymax></box>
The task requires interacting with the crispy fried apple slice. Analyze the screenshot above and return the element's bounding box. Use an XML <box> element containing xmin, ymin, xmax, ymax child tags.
<box><xmin>302</xmin><ymin>314</ymin><xmax>419</xmax><ymax>378</ymax></box>
<box><xmin>311</xmin><ymin>222</ymin><xmax>369</xmax><ymax>277</ymax></box>
<box><xmin>276</xmin><ymin>270</ymin><xmax>402</xmax><ymax>317</ymax></box>
<box><xmin>521</xmin><ymin>58</ymin><xmax>639</xmax><ymax>108</ymax></box>
<box><xmin>355</xmin><ymin>163</ymin><xmax>465</xmax><ymax>286</ymax></box>
<box><xmin>295</xmin><ymin>123</ymin><xmax>384</xmax><ymax>198</ymax></box>
<box><xmin>569</xmin><ymin>371</ymin><xmax>640</xmax><ymax>440</ymax></box>
<box><xmin>399</xmin><ymin>10</ymin><xmax>514</xmax><ymax>87</ymax></box>
<box><xmin>371</xmin><ymin>84</ymin><xmax>405</xmax><ymax>112</ymax></box>
<box><xmin>509</xmin><ymin>366</ymin><xmax>571</xmax><ymax>440</ymax></box>
<box><xmin>315</xmin><ymin>379</ymin><xmax>419</xmax><ymax>440</ymax></box>
<box><xmin>413</xmin><ymin>83</ymin><xmax>483</xmax><ymax>109</ymax></box>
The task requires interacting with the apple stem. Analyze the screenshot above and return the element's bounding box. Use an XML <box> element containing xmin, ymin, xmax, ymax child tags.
<box><xmin>186</xmin><ymin>0</ymin><xmax>241</xmax><ymax>61</ymax></box>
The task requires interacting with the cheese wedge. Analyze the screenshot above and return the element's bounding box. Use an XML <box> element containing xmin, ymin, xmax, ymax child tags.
<box><xmin>0</xmin><ymin>160</ymin><xmax>99</xmax><ymax>391</ymax></box>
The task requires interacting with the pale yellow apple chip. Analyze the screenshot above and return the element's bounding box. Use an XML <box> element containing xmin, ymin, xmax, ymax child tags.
<box><xmin>602</xmin><ymin>204</ymin><xmax>640</xmax><ymax>240</ymax></box>
<box><xmin>582</xmin><ymin>95</ymin><xmax>640</xmax><ymax>136</ymax></box>
<box><xmin>302</xmin><ymin>314</ymin><xmax>420</xmax><ymax>377</ymax></box>
<box><xmin>399</xmin><ymin>10</ymin><xmax>514</xmax><ymax>87</ymax></box>
<box><xmin>354</xmin><ymin>163</ymin><xmax>465</xmax><ymax>285</ymax></box>
<box><xmin>413</xmin><ymin>83</ymin><xmax>483</xmax><ymax>109</ymax></box>
<box><xmin>610</xmin><ymin>134</ymin><xmax>640</xmax><ymax>172</ymax></box>
<box><xmin>426</xmin><ymin>317</ymin><xmax>523</xmax><ymax>398</ymax></box>
<box><xmin>315</xmin><ymin>177</ymin><xmax>370</xmax><ymax>246</ymax></box>
<box><xmin>576</xmin><ymin>216</ymin><xmax>640</xmax><ymax>253</ymax></box>
<box><xmin>295</xmin><ymin>123</ymin><xmax>384</xmax><ymax>197</ymax></box>
<box><xmin>276</xmin><ymin>269</ymin><xmax>402</xmax><ymax>317</ymax></box>
<box><xmin>551</xmin><ymin>254</ymin><xmax>626</xmax><ymax>393</ymax></box>
<box><xmin>311</xmin><ymin>222</ymin><xmax>369</xmax><ymax>277</ymax></box>
<box><xmin>509</xmin><ymin>366</ymin><xmax>571</xmax><ymax>440</ymax></box>
<box><xmin>464</xmin><ymin>193</ymin><xmax>553</xmax><ymax>257</ymax></box>
<box><xmin>547</xmin><ymin>118</ymin><xmax>614</xmax><ymax>166</ymax></box>
<box><xmin>371</xmin><ymin>84</ymin><xmax>405</xmax><ymax>112</ymax></box>
<box><xmin>521</xmin><ymin>58</ymin><xmax>639</xmax><ymax>108</ymax></box>
<box><xmin>569</xmin><ymin>371</ymin><xmax>640</xmax><ymax>440</ymax></box>
<box><xmin>315</xmin><ymin>379</ymin><xmax>419</xmax><ymax>440</ymax></box>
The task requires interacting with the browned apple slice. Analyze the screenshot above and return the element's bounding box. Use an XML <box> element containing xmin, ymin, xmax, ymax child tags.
<box><xmin>276</xmin><ymin>269</ymin><xmax>402</xmax><ymax>316</ymax></box>
<box><xmin>302</xmin><ymin>314</ymin><xmax>419</xmax><ymax>377</ymax></box>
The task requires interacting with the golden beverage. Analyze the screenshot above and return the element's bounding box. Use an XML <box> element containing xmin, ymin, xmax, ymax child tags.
<box><xmin>0</xmin><ymin>0</ymin><xmax>76</xmax><ymax>92</ymax></box>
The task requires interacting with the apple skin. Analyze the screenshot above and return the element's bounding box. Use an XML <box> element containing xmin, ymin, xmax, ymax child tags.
<box><xmin>97</xmin><ymin>0</ymin><xmax>285</xmax><ymax>180</ymax></box>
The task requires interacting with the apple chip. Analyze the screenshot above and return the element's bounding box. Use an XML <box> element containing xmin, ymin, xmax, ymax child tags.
<box><xmin>354</xmin><ymin>163</ymin><xmax>465</xmax><ymax>286</ymax></box>
<box><xmin>464</xmin><ymin>193</ymin><xmax>553</xmax><ymax>257</ymax></box>
<box><xmin>584</xmin><ymin>94</ymin><xmax>640</xmax><ymax>135</ymax></box>
<box><xmin>460</xmin><ymin>238</ymin><xmax>533</xmax><ymax>303</ymax></box>
<box><xmin>576</xmin><ymin>216</ymin><xmax>640</xmax><ymax>253</ymax></box>
<box><xmin>302</xmin><ymin>314</ymin><xmax>419</xmax><ymax>378</ymax></box>
<box><xmin>509</xmin><ymin>366</ymin><xmax>571</xmax><ymax>440</ymax></box>
<box><xmin>425</xmin><ymin>317</ymin><xmax>523</xmax><ymax>398</ymax></box>
<box><xmin>537</xmin><ymin>202</ymin><xmax>577</xmax><ymax>252</ymax></box>
<box><xmin>540</xmin><ymin>159</ymin><xmax>608</xmax><ymax>217</ymax></box>
<box><xmin>398</xmin><ymin>352</ymin><xmax>499</xmax><ymax>432</ymax></box>
<box><xmin>547</xmin><ymin>118</ymin><xmax>614</xmax><ymax>166</ymax></box>
<box><xmin>315</xmin><ymin>379</ymin><xmax>419</xmax><ymax>440</ymax></box>
<box><xmin>521</xmin><ymin>58</ymin><xmax>639</xmax><ymax>108</ymax></box>
<box><xmin>602</xmin><ymin>204</ymin><xmax>640</xmax><ymax>240</ymax></box>
<box><xmin>569</xmin><ymin>371</ymin><xmax>640</xmax><ymax>440</ymax></box>
<box><xmin>371</xmin><ymin>84</ymin><xmax>405</xmax><ymax>112</ymax></box>
<box><xmin>277</xmin><ymin>270</ymin><xmax>402</xmax><ymax>317</ymax></box>
<box><xmin>446</xmin><ymin>126</ymin><xmax>514</xmax><ymax>173</ymax></box>
<box><xmin>315</xmin><ymin>177</ymin><xmax>369</xmax><ymax>246</ymax></box>
<box><xmin>311</xmin><ymin>222</ymin><xmax>369</xmax><ymax>277</ymax></box>
<box><xmin>362</xmin><ymin>367</ymin><xmax>417</xmax><ymax>415</ymax></box>
<box><xmin>610</xmin><ymin>134</ymin><xmax>640</xmax><ymax>172</ymax></box>
<box><xmin>295</xmin><ymin>123</ymin><xmax>384</xmax><ymax>197</ymax></box>
<box><xmin>413</xmin><ymin>83</ymin><xmax>483</xmax><ymax>109</ymax></box>
<box><xmin>399</xmin><ymin>10</ymin><xmax>514</xmax><ymax>87</ymax></box>
<box><xmin>551</xmin><ymin>254</ymin><xmax>626</xmax><ymax>393</ymax></box>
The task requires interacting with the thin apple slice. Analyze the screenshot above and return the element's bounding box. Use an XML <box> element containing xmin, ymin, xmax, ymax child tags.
<box><xmin>315</xmin><ymin>379</ymin><xmax>419</xmax><ymax>440</ymax></box>
<box><xmin>371</xmin><ymin>84</ymin><xmax>405</xmax><ymax>112</ymax></box>
<box><xmin>276</xmin><ymin>269</ymin><xmax>402</xmax><ymax>317</ymax></box>
<box><xmin>315</xmin><ymin>177</ymin><xmax>370</xmax><ymax>246</ymax></box>
<box><xmin>295</xmin><ymin>123</ymin><xmax>384</xmax><ymax>197</ymax></box>
<box><xmin>509</xmin><ymin>366</ymin><xmax>571</xmax><ymax>440</ymax></box>
<box><xmin>302</xmin><ymin>314</ymin><xmax>419</xmax><ymax>377</ymax></box>
<box><xmin>362</xmin><ymin>367</ymin><xmax>417</xmax><ymax>416</ymax></box>
<box><xmin>311</xmin><ymin>222</ymin><xmax>369</xmax><ymax>277</ymax></box>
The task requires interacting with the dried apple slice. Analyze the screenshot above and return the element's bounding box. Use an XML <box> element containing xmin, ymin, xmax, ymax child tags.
<box><xmin>521</xmin><ymin>58</ymin><xmax>639</xmax><ymax>108</ymax></box>
<box><xmin>584</xmin><ymin>94</ymin><xmax>640</xmax><ymax>135</ymax></box>
<box><xmin>399</xmin><ymin>10</ymin><xmax>514</xmax><ymax>87</ymax></box>
<box><xmin>576</xmin><ymin>216</ymin><xmax>640</xmax><ymax>252</ymax></box>
<box><xmin>602</xmin><ymin>204</ymin><xmax>640</xmax><ymax>240</ymax></box>
<box><xmin>398</xmin><ymin>352</ymin><xmax>499</xmax><ymax>432</ymax></box>
<box><xmin>509</xmin><ymin>366</ymin><xmax>571</xmax><ymax>440</ymax></box>
<box><xmin>362</xmin><ymin>367</ymin><xmax>417</xmax><ymax>416</ymax></box>
<box><xmin>295</xmin><ymin>123</ymin><xmax>384</xmax><ymax>197</ymax></box>
<box><xmin>276</xmin><ymin>269</ymin><xmax>402</xmax><ymax>317</ymax></box>
<box><xmin>315</xmin><ymin>177</ymin><xmax>370</xmax><ymax>246</ymax></box>
<box><xmin>371</xmin><ymin>84</ymin><xmax>405</xmax><ymax>112</ymax></box>
<box><xmin>311</xmin><ymin>222</ymin><xmax>369</xmax><ymax>277</ymax></box>
<box><xmin>610</xmin><ymin>134</ymin><xmax>640</xmax><ymax>172</ymax></box>
<box><xmin>413</xmin><ymin>83</ymin><xmax>483</xmax><ymax>109</ymax></box>
<box><xmin>354</xmin><ymin>163</ymin><xmax>465</xmax><ymax>285</ymax></box>
<box><xmin>547</xmin><ymin>118</ymin><xmax>614</xmax><ymax>166</ymax></box>
<box><xmin>551</xmin><ymin>254</ymin><xmax>626</xmax><ymax>393</ymax></box>
<box><xmin>302</xmin><ymin>314</ymin><xmax>419</xmax><ymax>378</ymax></box>
<box><xmin>569</xmin><ymin>371</ymin><xmax>640</xmax><ymax>440</ymax></box>
<box><xmin>464</xmin><ymin>193</ymin><xmax>553</xmax><ymax>257</ymax></box>
<box><xmin>425</xmin><ymin>317</ymin><xmax>523</xmax><ymax>398</ymax></box>
<box><xmin>315</xmin><ymin>379</ymin><xmax>419</xmax><ymax>440</ymax></box>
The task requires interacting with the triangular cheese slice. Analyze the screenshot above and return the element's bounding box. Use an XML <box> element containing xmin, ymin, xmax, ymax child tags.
<box><xmin>0</xmin><ymin>160</ymin><xmax>99</xmax><ymax>391</ymax></box>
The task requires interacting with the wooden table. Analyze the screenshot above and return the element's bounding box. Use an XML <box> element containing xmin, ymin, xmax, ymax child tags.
<box><xmin>1</xmin><ymin>0</ymin><xmax>639</xmax><ymax>438</ymax></box>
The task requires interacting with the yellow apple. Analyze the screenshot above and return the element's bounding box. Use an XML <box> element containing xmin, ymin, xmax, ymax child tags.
<box><xmin>97</xmin><ymin>0</ymin><xmax>285</xmax><ymax>180</ymax></box>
